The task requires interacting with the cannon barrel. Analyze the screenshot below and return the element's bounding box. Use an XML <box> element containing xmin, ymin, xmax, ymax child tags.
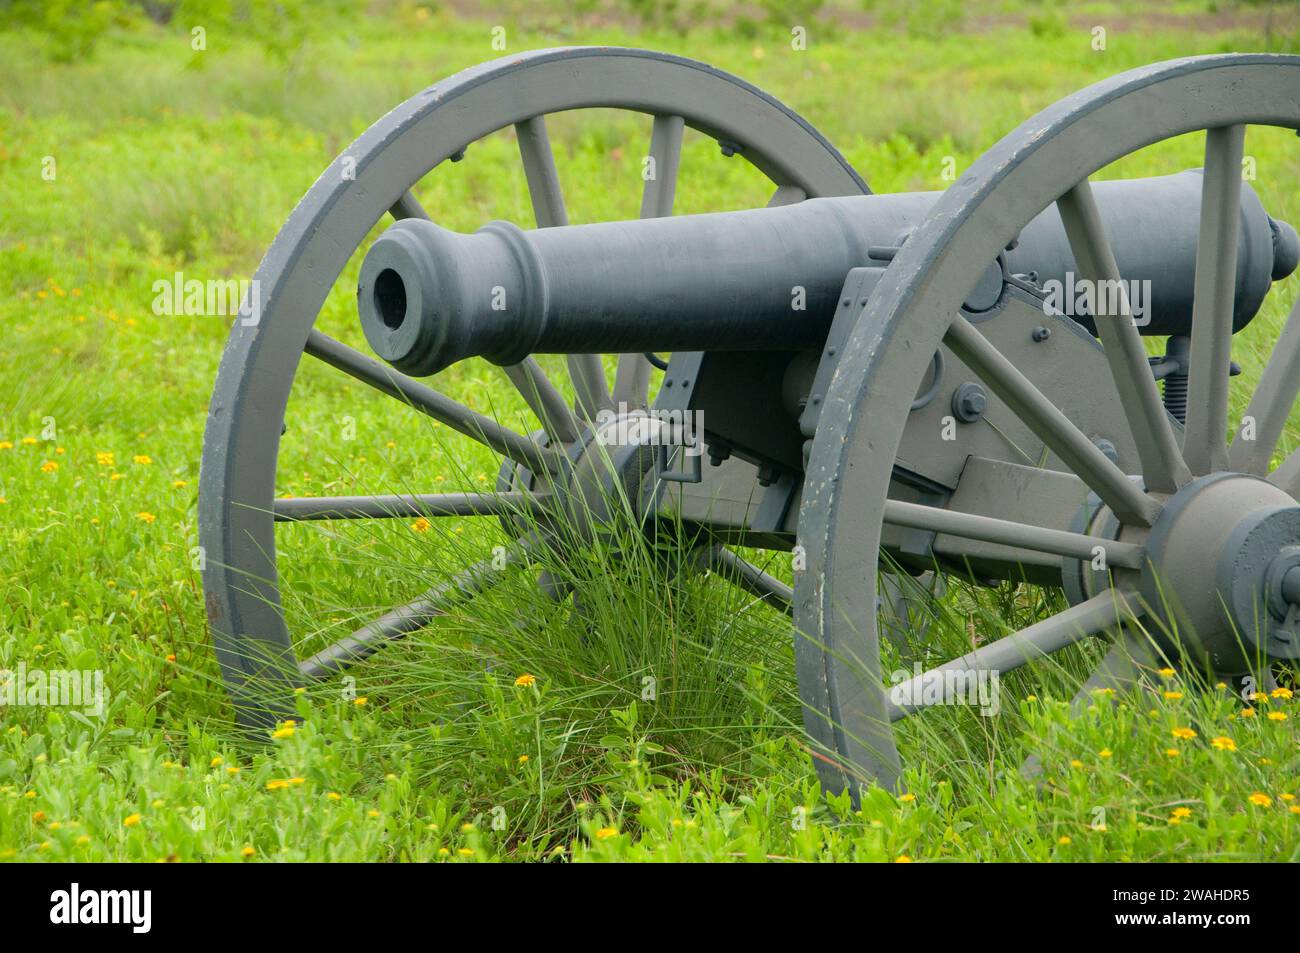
<box><xmin>358</xmin><ymin>171</ymin><xmax>1299</xmax><ymax>376</ymax></box>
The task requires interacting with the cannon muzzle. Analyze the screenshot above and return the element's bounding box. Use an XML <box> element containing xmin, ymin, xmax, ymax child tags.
<box><xmin>358</xmin><ymin>171</ymin><xmax>1297</xmax><ymax>377</ymax></box>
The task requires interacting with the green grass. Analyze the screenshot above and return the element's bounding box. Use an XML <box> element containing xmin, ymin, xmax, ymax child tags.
<box><xmin>3</xmin><ymin>2</ymin><xmax>1300</xmax><ymax>861</ymax></box>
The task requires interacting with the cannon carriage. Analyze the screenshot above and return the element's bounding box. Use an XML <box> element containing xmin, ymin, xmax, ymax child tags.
<box><xmin>200</xmin><ymin>48</ymin><xmax>1300</xmax><ymax>797</ymax></box>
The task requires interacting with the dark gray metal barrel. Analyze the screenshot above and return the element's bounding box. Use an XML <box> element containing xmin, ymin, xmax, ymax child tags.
<box><xmin>358</xmin><ymin>171</ymin><xmax>1297</xmax><ymax>376</ymax></box>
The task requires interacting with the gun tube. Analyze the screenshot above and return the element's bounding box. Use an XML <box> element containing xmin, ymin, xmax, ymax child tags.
<box><xmin>358</xmin><ymin>171</ymin><xmax>1299</xmax><ymax>376</ymax></box>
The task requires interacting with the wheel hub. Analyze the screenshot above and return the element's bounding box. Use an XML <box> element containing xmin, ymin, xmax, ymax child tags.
<box><xmin>1139</xmin><ymin>472</ymin><xmax>1300</xmax><ymax>672</ymax></box>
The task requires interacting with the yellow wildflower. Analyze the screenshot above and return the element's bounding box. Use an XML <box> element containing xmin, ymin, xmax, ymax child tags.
<box><xmin>1171</xmin><ymin>727</ymin><xmax>1197</xmax><ymax>740</ymax></box>
<box><xmin>514</xmin><ymin>673</ymin><xmax>537</xmax><ymax>688</ymax></box>
<box><xmin>123</xmin><ymin>813</ymin><xmax>142</xmax><ymax>827</ymax></box>
<box><xmin>1248</xmin><ymin>793</ymin><xmax>1273</xmax><ymax>808</ymax></box>
<box><xmin>135</xmin><ymin>512</ymin><xmax>156</xmax><ymax>523</ymax></box>
<box><xmin>41</xmin><ymin>460</ymin><xmax>58</xmax><ymax>473</ymax></box>
<box><xmin>1210</xmin><ymin>736</ymin><xmax>1236</xmax><ymax>752</ymax></box>
<box><xmin>241</xmin><ymin>846</ymin><xmax>255</xmax><ymax>858</ymax></box>
<box><xmin>133</xmin><ymin>455</ymin><xmax>152</xmax><ymax>465</ymax></box>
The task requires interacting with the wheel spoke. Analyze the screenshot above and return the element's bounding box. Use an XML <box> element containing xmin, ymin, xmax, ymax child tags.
<box><xmin>883</xmin><ymin>499</ymin><xmax>1145</xmax><ymax>569</ymax></box>
<box><xmin>1021</xmin><ymin>628</ymin><xmax>1157</xmax><ymax>777</ymax></box>
<box><xmin>1230</xmin><ymin>294</ymin><xmax>1300</xmax><ymax>474</ymax></box>
<box><xmin>1066</xmin><ymin>628</ymin><xmax>1158</xmax><ymax>707</ymax></box>
<box><xmin>638</xmin><ymin>114</ymin><xmax>684</xmax><ymax>219</ymax></box>
<box><xmin>515</xmin><ymin>114</ymin><xmax>612</xmax><ymax>416</ymax></box>
<box><xmin>887</xmin><ymin>589</ymin><xmax>1141</xmax><ymax>721</ymax></box>
<box><xmin>1268</xmin><ymin>448</ymin><xmax>1300</xmax><ymax>498</ymax></box>
<box><xmin>610</xmin><ymin>114</ymin><xmax>687</xmax><ymax>410</ymax></box>
<box><xmin>1056</xmin><ymin>180</ymin><xmax>1190</xmax><ymax>493</ymax></box>
<box><xmin>272</xmin><ymin>491</ymin><xmax>543</xmax><ymax>522</ymax></box>
<box><xmin>700</xmin><ymin>545</ymin><xmax>793</xmax><ymax>615</ymax></box>
<box><xmin>1183</xmin><ymin>124</ymin><xmax>1247</xmax><ymax>475</ymax></box>
<box><xmin>613</xmin><ymin>354</ymin><xmax>653</xmax><ymax>410</ymax></box>
<box><xmin>767</xmin><ymin>184</ymin><xmax>807</xmax><ymax>207</ymax></box>
<box><xmin>516</xmin><ymin>115</ymin><xmax>567</xmax><ymax>228</ymax></box>
<box><xmin>388</xmin><ymin>189</ymin><xmax>430</xmax><ymax>221</ymax></box>
<box><xmin>305</xmin><ymin>330</ymin><xmax>560</xmax><ymax>474</ymax></box>
<box><xmin>298</xmin><ymin>555</ymin><xmax>513</xmax><ymax>679</ymax></box>
<box><xmin>567</xmin><ymin>354</ymin><xmax>614</xmax><ymax>419</ymax></box>
<box><xmin>502</xmin><ymin>357</ymin><xmax>581</xmax><ymax>444</ymax></box>
<box><xmin>944</xmin><ymin>316</ymin><xmax>1162</xmax><ymax>526</ymax></box>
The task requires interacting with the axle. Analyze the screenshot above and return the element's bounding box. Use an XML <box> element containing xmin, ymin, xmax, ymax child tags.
<box><xmin>357</xmin><ymin>172</ymin><xmax>1298</xmax><ymax>376</ymax></box>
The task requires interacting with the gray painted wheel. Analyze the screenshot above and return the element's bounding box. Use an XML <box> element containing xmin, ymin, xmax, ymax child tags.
<box><xmin>797</xmin><ymin>54</ymin><xmax>1300</xmax><ymax>797</ymax></box>
<box><xmin>199</xmin><ymin>47</ymin><xmax>867</xmax><ymax>727</ymax></box>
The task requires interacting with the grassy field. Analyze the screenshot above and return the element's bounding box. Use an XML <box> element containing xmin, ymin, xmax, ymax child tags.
<box><xmin>3</xmin><ymin>0</ymin><xmax>1300</xmax><ymax>861</ymax></box>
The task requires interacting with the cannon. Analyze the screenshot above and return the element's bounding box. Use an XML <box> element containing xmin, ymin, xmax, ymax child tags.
<box><xmin>201</xmin><ymin>48</ymin><xmax>1300</xmax><ymax>798</ymax></box>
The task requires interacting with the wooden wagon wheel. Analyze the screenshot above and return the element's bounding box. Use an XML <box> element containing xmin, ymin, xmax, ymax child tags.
<box><xmin>798</xmin><ymin>54</ymin><xmax>1300</xmax><ymax>797</ymax></box>
<box><xmin>198</xmin><ymin>47</ymin><xmax>868</xmax><ymax>727</ymax></box>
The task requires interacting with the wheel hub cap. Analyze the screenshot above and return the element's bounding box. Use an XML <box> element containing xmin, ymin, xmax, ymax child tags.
<box><xmin>1140</xmin><ymin>472</ymin><xmax>1300</xmax><ymax>672</ymax></box>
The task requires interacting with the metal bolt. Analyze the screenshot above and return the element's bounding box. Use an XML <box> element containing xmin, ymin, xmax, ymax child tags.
<box><xmin>1031</xmin><ymin>326</ymin><xmax>1051</xmax><ymax>342</ymax></box>
<box><xmin>950</xmin><ymin>382</ymin><xmax>987</xmax><ymax>423</ymax></box>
